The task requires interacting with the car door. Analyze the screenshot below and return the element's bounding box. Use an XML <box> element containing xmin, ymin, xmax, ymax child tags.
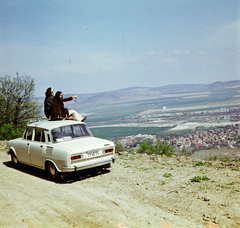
<box><xmin>29</xmin><ymin>128</ymin><xmax>45</xmax><ymax>168</ymax></box>
<box><xmin>17</xmin><ymin>127</ymin><xmax>32</xmax><ymax>164</ymax></box>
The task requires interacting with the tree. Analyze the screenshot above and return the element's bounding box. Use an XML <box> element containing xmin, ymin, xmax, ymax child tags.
<box><xmin>0</xmin><ymin>74</ymin><xmax>41</xmax><ymax>139</ymax></box>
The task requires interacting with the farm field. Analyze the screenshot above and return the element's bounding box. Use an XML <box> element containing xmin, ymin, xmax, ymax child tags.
<box><xmin>90</xmin><ymin>126</ymin><xmax>172</xmax><ymax>139</ymax></box>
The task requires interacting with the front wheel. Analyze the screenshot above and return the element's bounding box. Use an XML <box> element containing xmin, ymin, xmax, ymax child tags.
<box><xmin>11</xmin><ymin>152</ymin><xmax>21</xmax><ymax>168</ymax></box>
<box><xmin>46</xmin><ymin>162</ymin><xmax>60</xmax><ymax>181</ymax></box>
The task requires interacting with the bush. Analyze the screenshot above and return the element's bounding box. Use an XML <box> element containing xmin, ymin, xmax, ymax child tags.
<box><xmin>201</xmin><ymin>175</ymin><xmax>210</xmax><ymax>181</ymax></box>
<box><xmin>190</xmin><ymin>175</ymin><xmax>210</xmax><ymax>182</ymax></box>
<box><xmin>0</xmin><ymin>74</ymin><xmax>41</xmax><ymax>140</ymax></box>
<box><xmin>137</xmin><ymin>139</ymin><xmax>175</xmax><ymax>156</ymax></box>
<box><xmin>0</xmin><ymin>123</ymin><xmax>22</xmax><ymax>140</ymax></box>
<box><xmin>115</xmin><ymin>140</ymin><xmax>126</xmax><ymax>153</ymax></box>
<box><xmin>164</xmin><ymin>173</ymin><xmax>172</xmax><ymax>178</ymax></box>
<box><xmin>137</xmin><ymin>139</ymin><xmax>153</xmax><ymax>154</ymax></box>
<box><xmin>190</xmin><ymin>176</ymin><xmax>202</xmax><ymax>182</ymax></box>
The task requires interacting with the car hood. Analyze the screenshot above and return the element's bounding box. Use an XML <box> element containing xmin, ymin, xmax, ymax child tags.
<box><xmin>53</xmin><ymin>137</ymin><xmax>114</xmax><ymax>154</ymax></box>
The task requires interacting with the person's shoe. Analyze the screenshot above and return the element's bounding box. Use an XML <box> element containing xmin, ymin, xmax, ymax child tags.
<box><xmin>81</xmin><ymin>117</ymin><xmax>87</xmax><ymax>122</ymax></box>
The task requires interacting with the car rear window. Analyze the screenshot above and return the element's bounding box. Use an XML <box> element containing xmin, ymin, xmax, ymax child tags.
<box><xmin>51</xmin><ymin>124</ymin><xmax>92</xmax><ymax>143</ymax></box>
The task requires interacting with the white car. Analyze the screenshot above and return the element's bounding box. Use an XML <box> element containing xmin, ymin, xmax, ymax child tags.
<box><xmin>7</xmin><ymin>120</ymin><xmax>117</xmax><ymax>181</ymax></box>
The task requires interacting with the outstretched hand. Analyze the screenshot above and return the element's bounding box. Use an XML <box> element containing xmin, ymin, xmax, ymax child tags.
<box><xmin>73</xmin><ymin>95</ymin><xmax>78</xmax><ymax>99</ymax></box>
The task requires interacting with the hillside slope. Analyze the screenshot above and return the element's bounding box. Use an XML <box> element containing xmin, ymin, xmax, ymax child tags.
<box><xmin>70</xmin><ymin>80</ymin><xmax>240</xmax><ymax>109</ymax></box>
<box><xmin>1</xmin><ymin>141</ymin><xmax>240</xmax><ymax>228</ymax></box>
<box><xmin>41</xmin><ymin>80</ymin><xmax>240</xmax><ymax>110</ymax></box>
<box><xmin>38</xmin><ymin>80</ymin><xmax>240</xmax><ymax>128</ymax></box>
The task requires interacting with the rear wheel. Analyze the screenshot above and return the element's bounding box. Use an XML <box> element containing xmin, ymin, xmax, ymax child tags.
<box><xmin>11</xmin><ymin>152</ymin><xmax>21</xmax><ymax>168</ymax></box>
<box><xmin>46</xmin><ymin>162</ymin><xmax>60</xmax><ymax>181</ymax></box>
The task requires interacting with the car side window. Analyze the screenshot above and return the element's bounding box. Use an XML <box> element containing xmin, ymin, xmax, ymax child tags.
<box><xmin>73</xmin><ymin>124</ymin><xmax>91</xmax><ymax>137</ymax></box>
<box><xmin>34</xmin><ymin>129</ymin><xmax>46</xmax><ymax>142</ymax></box>
<box><xmin>24</xmin><ymin>128</ymin><xmax>34</xmax><ymax>140</ymax></box>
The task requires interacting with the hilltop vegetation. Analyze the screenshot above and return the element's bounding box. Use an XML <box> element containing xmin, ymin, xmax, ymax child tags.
<box><xmin>0</xmin><ymin>74</ymin><xmax>40</xmax><ymax>140</ymax></box>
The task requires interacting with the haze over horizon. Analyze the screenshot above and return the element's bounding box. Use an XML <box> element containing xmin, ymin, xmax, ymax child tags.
<box><xmin>1</xmin><ymin>0</ymin><xmax>239</xmax><ymax>97</ymax></box>
<box><xmin>36</xmin><ymin>79</ymin><xmax>240</xmax><ymax>98</ymax></box>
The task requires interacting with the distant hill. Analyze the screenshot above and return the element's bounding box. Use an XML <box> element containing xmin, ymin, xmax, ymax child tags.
<box><xmin>38</xmin><ymin>80</ymin><xmax>240</xmax><ymax>126</ymax></box>
<box><xmin>62</xmin><ymin>80</ymin><xmax>240</xmax><ymax>109</ymax></box>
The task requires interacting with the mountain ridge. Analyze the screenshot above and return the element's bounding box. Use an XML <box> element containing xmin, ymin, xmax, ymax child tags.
<box><xmin>63</xmin><ymin>80</ymin><xmax>240</xmax><ymax>109</ymax></box>
<box><xmin>38</xmin><ymin>80</ymin><xmax>240</xmax><ymax>115</ymax></box>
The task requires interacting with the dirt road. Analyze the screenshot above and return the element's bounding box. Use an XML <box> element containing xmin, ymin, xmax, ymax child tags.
<box><xmin>0</xmin><ymin>141</ymin><xmax>239</xmax><ymax>228</ymax></box>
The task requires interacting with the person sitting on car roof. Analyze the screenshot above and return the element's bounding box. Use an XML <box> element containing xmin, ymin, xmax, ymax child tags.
<box><xmin>44</xmin><ymin>87</ymin><xmax>54</xmax><ymax>119</ymax></box>
<box><xmin>50</xmin><ymin>91</ymin><xmax>86</xmax><ymax>122</ymax></box>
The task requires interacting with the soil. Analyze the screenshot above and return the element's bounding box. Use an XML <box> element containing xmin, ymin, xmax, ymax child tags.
<box><xmin>0</xmin><ymin>140</ymin><xmax>240</xmax><ymax>228</ymax></box>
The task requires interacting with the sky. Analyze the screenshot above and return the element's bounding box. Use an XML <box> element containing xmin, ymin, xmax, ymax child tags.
<box><xmin>0</xmin><ymin>0</ymin><xmax>239</xmax><ymax>97</ymax></box>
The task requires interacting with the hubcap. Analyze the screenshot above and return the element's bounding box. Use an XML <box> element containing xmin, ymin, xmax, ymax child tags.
<box><xmin>13</xmin><ymin>154</ymin><xmax>18</xmax><ymax>164</ymax></box>
<box><xmin>49</xmin><ymin>164</ymin><xmax>56</xmax><ymax>176</ymax></box>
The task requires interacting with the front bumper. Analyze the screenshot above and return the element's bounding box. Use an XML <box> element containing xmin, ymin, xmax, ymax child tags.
<box><xmin>60</xmin><ymin>155</ymin><xmax>117</xmax><ymax>173</ymax></box>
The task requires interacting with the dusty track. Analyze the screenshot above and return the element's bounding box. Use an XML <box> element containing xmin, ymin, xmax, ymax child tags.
<box><xmin>0</xmin><ymin>141</ymin><xmax>239</xmax><ymax>228</ymax></box>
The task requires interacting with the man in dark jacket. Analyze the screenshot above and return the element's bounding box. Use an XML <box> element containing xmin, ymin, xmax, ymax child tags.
<box><xmin>44</xmin><ymin>87</ymin><xmax>54</xmax><ymax>119</ymax></box>
<box><xmin>50</xmin><ymin>91</ymin><xmax>77</xmax><ymax>120</ymax></box>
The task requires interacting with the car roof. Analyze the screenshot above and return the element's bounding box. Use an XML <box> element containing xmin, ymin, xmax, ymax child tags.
<box><xmin>27</xmin><ymin>120</ymin><xmax>86</xmax><ymax>131</ymax></box>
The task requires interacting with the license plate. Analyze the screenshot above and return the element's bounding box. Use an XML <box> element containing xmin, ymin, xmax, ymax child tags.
<box><xmin>87</xmin><ymin>150</ymin><xmax>101</xmax><ymax>158</ymax></box>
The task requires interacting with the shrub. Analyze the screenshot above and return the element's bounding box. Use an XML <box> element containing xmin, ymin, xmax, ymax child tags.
<box><xmin>190</xmin><ymin>176</ymin><xmax>202</xmax><ymax>182</ymax></box>
<box><xmin>0</xmin><ymin>123</ymin><xmax>22</xmax><ymax>140</ymax></box>
<box><xmin>115</xmin><ymin>140</ymin><xmax>126</xmax><ymax>153</ymax></box>
<box><xmin>137</xmin><ymin>139</ymin><xmax>153</xmax><ymax>154</ymax></box>
<box><xmin>190</xmin><ymin>175</ymin><xmax>210</xmax><ymax>182</ymax></box>
<box><xmin>164</xmin><ymin>173</ymin><xmax>172</xmax><ymax>178</ymax></box>
<box><xmin>137</xmin><ymin>139</ymin><xmax>175</xmax><ymax>156</ymax></box>
<box><xmin>201</xmin><ymin>175</ymin><xmax>210</xmax><ymax>181</ymax></box>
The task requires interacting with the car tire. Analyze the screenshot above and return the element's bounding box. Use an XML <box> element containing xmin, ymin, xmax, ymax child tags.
<box><xmin>46</xmin><ymin>162</ymin><xmax>60</xmax><ymax>181</ymax></box>
<box><xmin>11</xmin><ymin>151</ymin><xmax>21</xmax><ymax>168</ymax></box>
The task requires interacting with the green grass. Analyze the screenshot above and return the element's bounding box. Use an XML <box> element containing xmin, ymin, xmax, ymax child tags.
<box><xmin>190</xmin><ymin>175</ymin><xmax>210</xmax><ymax>182</ymax></box>
<box><xmin>193</xmin><ymin>161</ymin><xmax>205</xmax><ymax>167</ymax></box>
<box><xmin>119</xmin><ymin>155</ymin><xmax>135</xmax><ymax>160</ymax></box>
<box><xmin>204</xmin><ymin>155</ymin><xmax>232</xmax><ymax>162</ymax></box>
<box><xmin>164</xmin><ymin>173</ymin><xmax>172</xmax><ymax>178</ymax></box>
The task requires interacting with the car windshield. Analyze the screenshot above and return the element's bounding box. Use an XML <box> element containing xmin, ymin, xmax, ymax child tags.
<box><xmin>51</xmin><ymin>124</ymin><xmax>92</xmax><ymax>143</ymax></box>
